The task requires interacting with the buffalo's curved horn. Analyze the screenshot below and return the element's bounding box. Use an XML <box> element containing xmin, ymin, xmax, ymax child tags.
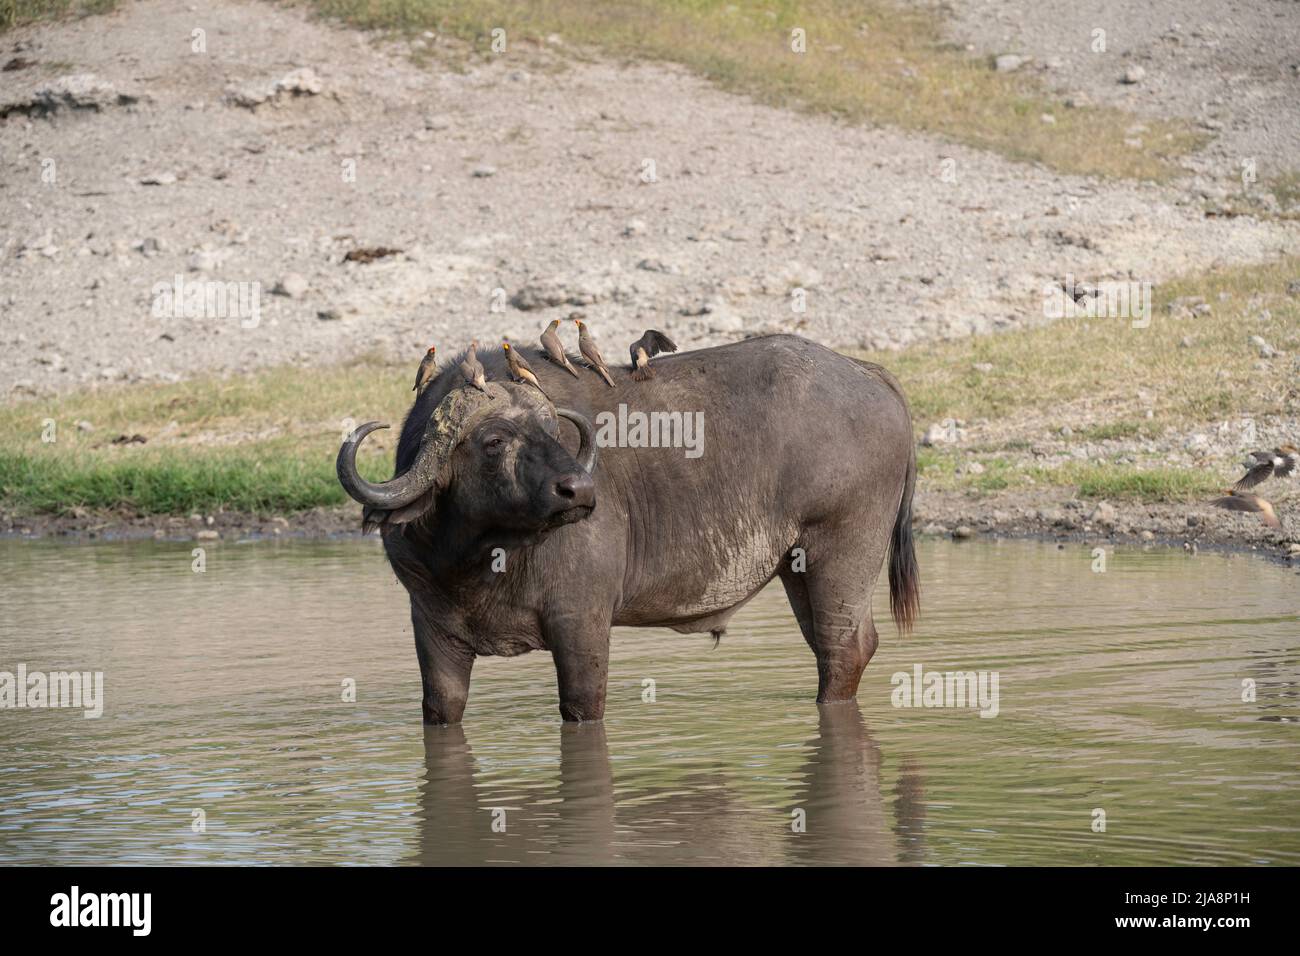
<box><xmin>557</xmin><ymin>407</ymin><xmax>598</xmax><ymax>474</ymax></box>
<box><xmin>337</xmin><ymin>421</ymin><xmax>436</xmax><ymax>509</ymax></box>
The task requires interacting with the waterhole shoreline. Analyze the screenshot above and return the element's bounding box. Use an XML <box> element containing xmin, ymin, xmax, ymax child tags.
<box><xmin>3</xmin><ymin>488</ymin><xmax>1297</xmax><ymax>567</ymax></box>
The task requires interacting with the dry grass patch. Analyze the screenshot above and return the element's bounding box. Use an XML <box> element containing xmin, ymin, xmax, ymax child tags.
<box><xmin>849</xmin><ymin>257</ymin><xmax>1299</xmax><ymax>432</ymax></box>
<box><xmin>4</xmin><ymin>261</ymin><xmax>1296</xmax><ymax>515</ymax></box>
<box><xmin>309</xmin><ymin>0</ymin><xmax>1204</xmax><ymax>181</ymax></box>
<box><xmin>0</xmin><ymin>0</ymin><xmax>115</xmax><ymax>32</ymax></box>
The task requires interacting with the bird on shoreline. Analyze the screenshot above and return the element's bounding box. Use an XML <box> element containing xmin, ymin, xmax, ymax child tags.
<box><xmin>459</xmin><ymin>341</ymin><xmax>487</xmax><ymax>392</ymax></box>
<box><xmin>573</xmin><ymin>315</ymin><xmax>616</xmax><ymax>388</ymax></box>
<box><xmin>1232</xmin><ymin>444</ymin><xmax>1299</xmax><ymax>492</ymax></box>
<box><xmin>412</xmin><ymin>345</ymin><xmax>437</xmax><ymax>393</ymax></box>
<box><xmin>540</xmin><ymin>319</ymin><xmax>580</xmax><ymax>378</ymax></box>
<box><xmin>628</xmin><ymin>329</ymin><xmax>677</xmax><ymax>381</ymax></box>
<box><xmin>1209</xmin><ymin>489</ymin><xmax>1281</xmax><ymax>529</ymax></box>
<box><xmin>503</xmin><ymin>341</ymin><xmax>547</xmax><ymax>395</ymax></box>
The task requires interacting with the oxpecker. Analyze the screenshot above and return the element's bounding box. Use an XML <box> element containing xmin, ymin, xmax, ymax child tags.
<box><xmin>574</xmin><ymin>316</ymin><xmax>616</xmax><ymax>388</ymax></box>
<box><xmin>540</xmin><ymin>319</ymin><xmax>580</xmax><ymax>378</ymax></box>
<box><xmin>412</xmin><ymin>345</ymin><xmax>438</xmax><ymax>392</ymax></box>
<box><xmin>628</xmin><ymin>329</ymin><xmax>677</xmax><ymax>381</ymax></box>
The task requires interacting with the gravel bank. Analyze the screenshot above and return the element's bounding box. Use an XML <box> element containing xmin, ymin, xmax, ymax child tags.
<box><xmin>928</xmin><ymin>0</ymin><xmax>1300</xmax><ymax>184</ymax></box>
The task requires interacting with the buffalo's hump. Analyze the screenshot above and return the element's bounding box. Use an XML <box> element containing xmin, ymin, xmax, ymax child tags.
<box><xmin>395</xmin><ymin>334</ymin><xmax>911</xmax><ymax>472</ymax></box>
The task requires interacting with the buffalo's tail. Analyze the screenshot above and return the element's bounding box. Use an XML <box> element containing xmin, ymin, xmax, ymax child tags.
<box><xmin>850</xmin><ymin>357</ymin><xmax>921</xmax><ymax>634</ymax></box>
<box><xmin>888</xmin><ymin>438</ymin><xmax>920</xmax><ymax>634</ymax></box>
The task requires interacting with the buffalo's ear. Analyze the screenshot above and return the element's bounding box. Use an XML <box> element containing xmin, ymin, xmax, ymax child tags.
<box><xmin>363</xmin><ymin>487</ymin><xmax>438</xmax><ymax>531</ymax></box>
<box><xmin>384</xmin><ymin>489</ymin><xmax>439</xmax><ymax>526</ymax></box>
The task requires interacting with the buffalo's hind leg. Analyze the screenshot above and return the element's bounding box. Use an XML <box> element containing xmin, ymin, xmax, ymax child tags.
<box><xmin>780</xmin><ymin>559</ymin><xmax>881</xmax><ymax>704</ymax></box>
<box><xmin>412</xmin><ymin>601</ymin><xmax>475</xmax><ymax>724</ymax></box>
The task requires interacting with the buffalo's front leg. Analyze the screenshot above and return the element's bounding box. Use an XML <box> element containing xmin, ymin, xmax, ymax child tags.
<box><xmin>412</xmin><ymin>603</ymin><xmax>475</xmax><ymax>724</ymax></box>
<box><xmin>546</xmin><ymin>615</ymin><xmax>610</xmax><ymax>722</ymax></box>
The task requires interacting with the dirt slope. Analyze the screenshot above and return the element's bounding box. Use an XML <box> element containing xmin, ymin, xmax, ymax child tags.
<box><xmin>2</xmin><ymin>0</ymin><xmax>1298</xmax><ymax>397</ymax></box>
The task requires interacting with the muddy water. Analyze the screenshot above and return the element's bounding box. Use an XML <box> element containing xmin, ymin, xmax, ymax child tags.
<box><xmin>0</xmin><ymin>537</ymin><xmax>1296</xmax><ymax>866</ymax></box>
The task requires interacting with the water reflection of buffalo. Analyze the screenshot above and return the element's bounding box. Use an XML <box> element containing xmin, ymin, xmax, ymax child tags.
<box><xmin>410</xmin><ymin>704</ymin><xmax>926</xmax><ymax>866</ymax></box>
<box><xmin>339</xmin><ymin>335</ymin><xmax>918</xmax><ymax>723</ymax></box>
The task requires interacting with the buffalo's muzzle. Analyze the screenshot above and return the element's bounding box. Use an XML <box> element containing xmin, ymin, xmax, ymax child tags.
<box><xmin>552</xmin><ymin>471</ymin><xmax>596</xmax><ymax>511</ymax></box>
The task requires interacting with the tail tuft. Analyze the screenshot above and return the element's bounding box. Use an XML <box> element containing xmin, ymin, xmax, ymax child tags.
<box><xmin>888</xmin><ymin>442</ymin><xmax>920</xmax><ymax>634</ymax></box>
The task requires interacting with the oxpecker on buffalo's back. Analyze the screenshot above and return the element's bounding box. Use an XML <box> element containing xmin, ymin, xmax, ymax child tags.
<box><xmin>628</xmin><ymin>329</ymin><xmax>677</xmax><ymax>381</ymax></box>
<box><xmin>459</xmin><ymin>341</ymin><xmax>487</xmax><ymax>392</ymax></box>
<box><xmin>412</xmin><ymin>346</ymin><xmax>437</xmax><ymax>393</ymax></box>
<box><xmin>574</xmin><ymin>317</ymin><xmax>617</xmax><ymax>388</ymax></box>
<box><xmin>503</xmin><ymin>341</ymin><xmax>547</xmax><ymax>396</ymax></box>
<box><xmin>540</xmin><ymin>319</ymin><xmax>581</xmax><ymax>378</ymax></box>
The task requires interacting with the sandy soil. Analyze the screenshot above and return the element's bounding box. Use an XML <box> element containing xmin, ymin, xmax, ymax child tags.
<box><xmin>3</xmin><ymin>0</ymin><xmax>1299</xmax><ymax>398</ymax></box>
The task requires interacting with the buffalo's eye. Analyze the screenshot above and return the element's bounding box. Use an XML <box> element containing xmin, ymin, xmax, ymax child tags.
<box><xmin>483</xmin><ymin>435</ymin><xmax>507</xmax><ymax>453</ymax></box>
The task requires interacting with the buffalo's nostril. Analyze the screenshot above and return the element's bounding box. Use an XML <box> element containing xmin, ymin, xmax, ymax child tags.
<box><xmin>554</xmin><ymin>472</ymin><xmax>595</xmax><ymax>508</ymax></box>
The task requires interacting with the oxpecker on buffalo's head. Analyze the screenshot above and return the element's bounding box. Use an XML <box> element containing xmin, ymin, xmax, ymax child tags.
<box><xmin>337</xmin><ymin>377</ymin><xmax>597</xmax><ymax>535</ymax></box>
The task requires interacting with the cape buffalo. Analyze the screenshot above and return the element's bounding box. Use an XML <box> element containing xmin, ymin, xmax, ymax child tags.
<box><xmin>337</xmin><ymin>334</ymin><xmax>919</xmax><ymax>723</ymax></box>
